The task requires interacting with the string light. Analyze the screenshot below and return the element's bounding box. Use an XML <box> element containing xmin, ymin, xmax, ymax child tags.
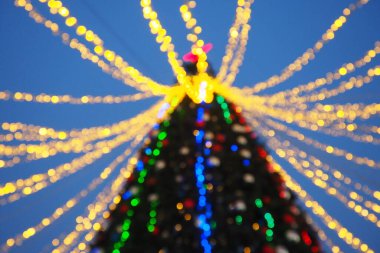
<box><xmin>266</xmin><ymin>136</ymin><xmax>380</xmax><ymax>227</ymax></box>
<box><xmin>218</xmin><ymin>0</ymin><xmax>253</xmax><ymax>84</ymax></box>
<box><xmin>282</xmin><ymin>68</ymin><xmax>379</xmax><ymax>105</ymax></box>
<box><xmin>0</xmin><ymin>100</ymin><xmax>167</xmax><ymax>200</ymax></box>
<box><xmin>253</xmin><ymin>116</ymin><xmax>377</xmax><ymax>199</ymax></box>
<box><xmin>140</xmin><ymin>0</ymin><xmax>190</xmax><ymax>91</ymax></box>
<box><xmin>0</xmin><ymin>90</ymin><xmax>153</xmax><ymax>104</ymax></box>
<box><xmin>34</xmin><ymin>0</ymin><xmax>172</xmax><ymax>95</ymax></box>
<box><xmin>0</xmin><ymin>134</ymin><xmax>145</xmax><ymax>252</ymax></box>
<box><xmin>262</xmin><ymin>117</ymin><xmax>380</xmax><ymax>169</ymax></box>
<box><xmin>269</xmin><ymin>156</ymin><xmax>375</xmax><ymax>253</ymax></box>
<box><xmin>179</xmin><ymin>1</ymin><xmax>209</xmax><ymax>74</ymax></box>
<box><xmin>245</xmin><ymin>102</ymin><xmax>380</xmax><ymax>145</ymax></box>
<box><xmin>218</xmin><ymin>0</ymin><xmax>253</xmax><ymax>86</ymax></box>
<box><xmin>50</xmin><ymin>97</ymin><xmax>180</xmax><ymax>253</ymax></box>
<box><xmin>263</xmin><ymin>42</ymin><xmax>380</xmax><ymax>103</ymax></box>
<box><xmin>250</xmin><ymin>116</ymin><xmax>380</xmax><ymax>215</ymax></box>
<box><xmin>244</xmin><ymin>0</ymin><xmax>371</xmax><ymax>94</ymax></box>
<box><xmin>14</xmin><ymin>0</ymin><xmax>171</xmax><ymax>95</ymax></box>
<box><xmin>0</xmin><ymin>126</ymin><xmax>150</xmax><ymax>205</ymax></box>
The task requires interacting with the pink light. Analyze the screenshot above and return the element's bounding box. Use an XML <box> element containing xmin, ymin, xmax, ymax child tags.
<box><xmin>183</xmin><ymin>43</ymin><xmax>213</xmax><ymax>63</ymax></box>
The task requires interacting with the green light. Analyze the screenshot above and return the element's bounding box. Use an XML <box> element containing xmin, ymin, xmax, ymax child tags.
<box><xmin>264</xmin><ymin>213</ymin><xmax>272</xmax><ymax>220</ymax></box>
<box><xmin>266</xmin><ymin>229</ymin><xmax>273</xmax><ymax>237</ymax></box>
<box><xmin>121</xmin><ymin>231</ymin><xmax>130</xmax><ymax>241</ymax></box>
<box><xmin>153</xmin><ymin>149</ymin><xmax>160</xmax><ymax>156</ymax></box>
<box><xmin>158</xmin><ymin>132</ymin><xmax>167</xmax><ymax>140</ymax></box>
<box><xmin>147</xmin><ymin>225</ymin><xmax>155</xmax><ymax>232</ymax></box>
<box><xmin>127</xmin><ymin>210</ymin><xmax>134</xmax><ymax>216</ymax></box>
<box><xmin>122</xmin><ymin>220</ymin><xmax>131</xmax><ymax>230</ymax></box>
<box><xmin>255</xmin><ymin>199</ymin><xmax>263</xmax><ymax>208</ymax></box>
<box><xmin>221</xmin><ymin>103</ymin><xmax>228</xmax><ymax>109</ymax></box>
<box><xmin>226</xmin><ymin>119</ymin><xmax>232</xmax><ymax>124</ymax></box>
<box><xmin>235</xmin><ymin>215</ymin><xmax>243</xmax><ymax>224</ymax></box>
<box><xmin>149</xmin><ymin>210</ymin><xmax>157</xmax><ymax>217</ymax></box>
<box><xmin>216</xmin><ymin>96</ymin><xmax>224</xmax><ymax>104</ymax></box>
<box><xmin>150</xmin><ymin>218</ymin><xmax>157</xmax><ymax>225</ymax></box>
<box><xmin>140</xmin><ymin>169</ymin><xmax>147</xmax><ymax>177</ymax></box>
<box><xmin>224</xmin><ymin>112</ymin><xmax>230</xmax><ymax>118</ymax></box>
<box><xmin>112</xmin><ymin>248</ymin><xmax>120</xmax><ymax>253</ymax></box>
<box><xmin>131</xmin><ymin>198</ymin><xmax>140</xmax><ymax>207</ymax></box>
<box><xmin>163</xmin><ymin>120</ymin><xmax>170</xmax><ymax>127</ymax></box>
<box><xmin>156</xmin><ymin>141</ymin><xmax>163</xmax><ymax>148</ymax></box>
<box><xmin>148</xmin><ymin>159</ymin><xmax>155</xmax><ymax>165</ymax></box>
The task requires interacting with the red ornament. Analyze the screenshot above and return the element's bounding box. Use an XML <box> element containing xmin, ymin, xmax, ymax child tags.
<box><xmin>183</xmin><ymin>198</ymin><xmax>195</xmax><ymax>209</ymax></box>
<box><xmin>258</xmin><ymin>147</ymin><xmax>267</xmax><ymax>158</ymax></box>
<box><xmin>120</xmin><ymin>204</ymin><xmax>128</xmax><ymax>213</ymax></box>
<box><xmin>162</xmin><ymin>139</ymin><xmax>169</xmax><ymax>146</ymax></box>
<box><xmin>196</xmin><ymin>121</ymin><xmax>205</xmax><ymax>128</ymax></box>
<box><xmin>142</xmin><ymin>156</ymin><xmax>150</xmax><ymax>163</ymax></box>
<box><xmin>127</xmin><ymin>175</ymin><xmax>135</xmax><ymax>183</ymax></box>
<box><xmin>153</xmin><ymin>226</ymin><xmax>160</xmax><ymax>235</ymax></box>
<box><xmin>261</xmin><ymin>245</ymin><xmax>275</xmax><ymax>253</ymax></box>
<box><xmin>216</xmin><ymin>134</ymin><xmax>225</xmax><ymax>143</ymax></box>
<box><xmin>283</xmin><ymin>213</ymin><xmax>295</xmax><ymax>224</ymax></box>
<box><xmin>212</xmin><ymin>144</ymin><xmax>223</xmax><ymax>152</ymax></box>
<box><xmin>312</xmin><ymin>246</ymin><xmax>320</xmax><ymax>253</ymax></box>
<box><xmin>301</xmin><ymin>231</ymin><xmax>312</xmax><ymax>246</ymax></box>
<box><xmin>263</xmin><ymin>196</ymin><xmax>271</xmax><ymax>204</ymax></box>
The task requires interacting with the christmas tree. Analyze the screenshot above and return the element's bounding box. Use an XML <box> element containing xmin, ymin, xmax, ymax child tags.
<box><xmin>90</xmin><ymin>60</ymin><xmax>321</xmax><ymax>253</ymax></box>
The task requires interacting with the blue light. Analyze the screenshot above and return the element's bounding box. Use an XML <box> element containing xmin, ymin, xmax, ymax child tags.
<box><xmin>122</xmin><ymin>191</ymin><xmax>132</xmax><ymax>200</ymax></box>
<box><xmin>243</xmin><ymin>159</ymin><xmax>250</xmax><ymax>166</ymax></box>
<box><xmin>197</xmin><ymin>107</ymin><xmax>205</xmax><ymax>122</ymax></box>
<box><xmin>145</xmin><ymin>148</ymin><xmax>152</xmax><ymax>155</ymax></box>
<box><xmin>194</xmin><ymin>106</ymin><xmax>213</xmax><ymax>252</ymax></box>
<box><xmin>231</xmin><ymin>144</ymin><xmax>238</xmax><ymax>152</ymax></box>
<box><xmin>196</xmin><ymin>130</ymin><xmax>205</xmax><ymax>144</ymax></box>
<box><xmin>136</xmin><ymin>161</ymin><xmax>144</xmax><ymax>171</ymax></box>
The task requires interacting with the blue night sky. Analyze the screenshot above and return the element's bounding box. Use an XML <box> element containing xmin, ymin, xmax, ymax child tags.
<box><xmin>0</xmin><ymin>0</ymin><xmax>379</xmax><ymax>252</ymax></box>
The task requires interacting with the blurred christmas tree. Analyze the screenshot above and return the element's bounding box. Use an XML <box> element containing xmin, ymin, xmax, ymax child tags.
<box><xmin>90</xmin><ymin>41</ymin><xmax>322</xmax><ymax>253</ymax></box>
<box><xmin>90</xmin><ymin>86</ymin><xmax>321</xmax><ymax>252</ymax></box>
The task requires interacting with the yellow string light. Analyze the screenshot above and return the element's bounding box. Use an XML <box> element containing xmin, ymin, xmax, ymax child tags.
<box><xmin>218</xmin><ymin>0</ymin><xmax>253</xmax><ymax>86</ymax></box>
<box><xmin>14</xmin><ymin>0</ymin><xmax>171</xmax><ymax>95</ymax></box>
<box><xmin>0</xmin><ymin>133</ymin><xmax>145</xmax><ymax>252</ymax></box>
<box><xmin>245</xmin><ymin>102</ymin><xmax>380</xmax><ymax>145</ymax></box>
<box><xmin>179</xmin><ymin>1</ymin><xmax>209</xmax><ymax>74</ymax></box>
<box><xmin>266</xmin><ymin>136</ymin><xmax>380</xmax><ymax>227</ymax></box>
<box><xmin>218</xmin><ymin>0</ymin><xmax>253</xmax><ymax>83</ymax></box>
<box><xmin>140</xmin><ymin>0</ymin><xmax>190</xmax><ymax>91</ymax></box>
<box><xmin>263</xmin><ymin>42</ymin><xmax>380</xmax><ymax>103</ymax></box>
<box><xmin>269</xmin><ymin>156</ymin><xmax>375</xmax><ymax>253</ymax></box>
<box><xmin>0</xmin><ymin>90</ymin><xmax>153</xmax><ymax>104</ymax></box>
<box><xmin>280</xmin><ymin>67</ymin><xmax>379</xmax><ymax>105</ymax></box>
<box><xmin>0</xmin><ymin>101</ymin><xmax>164</xmax><ymax>170</ymax></box>
<box><xmin>243</xmin><ymin>0</ymin><xmax>371</xmax><ymax>94</ymax></box>
<box><xmin>252</xmin><ymin>116</ymin><xmax>377</xmax><ymax>200</ymax></box>
<box><xmin>263</xmin><ymin>117</ymin><xmax>380</xmax><ymax>169</ymax></box>
<box><xmin>51</xmin><ymin>152</ymin><xmax>141</xmax><ymax>253</ymax></box>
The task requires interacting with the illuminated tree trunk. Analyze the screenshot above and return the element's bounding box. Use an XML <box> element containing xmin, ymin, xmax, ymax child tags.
<box><xmin>91</xmin><ymin>95</ymin><xmax>321</xmax><ymax>253</ymax></box>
